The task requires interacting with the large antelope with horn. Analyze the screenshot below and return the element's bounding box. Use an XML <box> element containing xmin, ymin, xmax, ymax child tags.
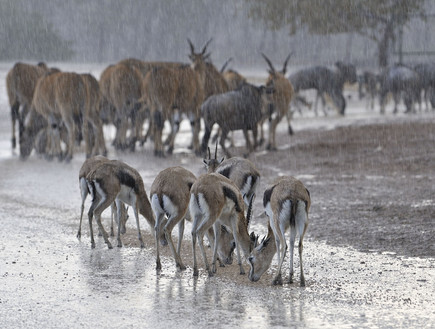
<box><xmin>6</xmin><ymin>62</ymin><xmax>58</xmax><ymax>149</ymax></box>
<box><xmin>77</xmin><ymin>156</ymin><xmax>128</xmax><ymax>239</ymax></box>
<box><xmin>248</xmin><ymin>176</ymin><xmax>310</xmax><ymax>287</ymax></box>
<box><xmin>261</xmin><ymin>53</ymin><xmax>295</xmax><ymax>149</ymax></box>
<box><xmin>188</xmin><ymin>38</ymin><xmax>229</xmax><ymax>100</ymax></box>
<box><xmin>189</xmin><ymin>173</ymin><xmax>256</xmax><ymax>277</ymax></box>
<box><xmin>85</xmin><ymin>160</ymin><xmax>160</xmax><ymax>249</ymax></box>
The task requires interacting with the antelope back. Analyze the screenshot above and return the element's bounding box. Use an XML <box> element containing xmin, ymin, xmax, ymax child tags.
<box><xmin>109</xmin><ymin>64</ymin><xmax>142</xmax><ymax>111</ymax></box>
<box><xmin>150</xmin><ymin>166</ymin><xmax>196</xmax><ymax>210</ymax></box>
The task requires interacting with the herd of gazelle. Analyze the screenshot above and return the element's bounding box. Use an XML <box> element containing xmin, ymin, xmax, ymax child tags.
<box><xmin>7</xmin><ymin>39</ymin><xmax>294</xmax><ymax>161</ymax></box>
<box><xmin>79</xmin><ymin>149</ymin><xmax>311</xmax><ymax>286</ymax></box>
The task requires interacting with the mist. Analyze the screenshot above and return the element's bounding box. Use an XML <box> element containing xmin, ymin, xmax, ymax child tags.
<box><xmin>1</xmin><ymin>0</ymin><xmax>434</xmax><ymax>69</ymax></box>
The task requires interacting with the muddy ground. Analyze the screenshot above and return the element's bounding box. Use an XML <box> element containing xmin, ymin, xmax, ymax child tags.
<box><xmin>0</xmin><ymin>63</ymin><xmax>434</xmax><ymax>328</ymax></box>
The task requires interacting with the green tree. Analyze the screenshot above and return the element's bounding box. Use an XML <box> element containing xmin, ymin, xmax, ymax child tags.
<box><xmin>245</xmin><ymin>0</ymin><xmax>427</xmax><ymax>67</ymax></box>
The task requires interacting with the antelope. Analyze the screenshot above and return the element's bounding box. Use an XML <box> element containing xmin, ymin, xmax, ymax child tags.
<box><xmin>288</xmin><ymin>61</ymin><xmax>357</xmax><ymax>116</ymax></box>
<box><xmin>85</xmin><ymin>160</ymin><xmax>158</xmax><ymax>249</ymax></box>
<box><xmin>187</xmin><ymin>38</ymin><xmax>229</xmax><ymax>100</ymax></box>
<box><xmin>261</xmin><ymin>53</ymin><xmax>295</xmax><ymax>150</ymax></box>
<box><xmin>189</xmin><ymin>173</ymin><xmax>256</xmax><ymax>277</ymax></box>
<box><xmin>203</xmin><ymin>145</ymin><xmax>260</xmax><ymax>208</ymax></box>
<box><xmin>150</xmin><ymin>166</ymin><xmax>235</xmax><ymax>271</ymax></box>
<box><xmin>140</xmin><ymin>64</ymin><xmax>203</xmax><ymax>156</ymax></box>
<box><xmin>220</xmin><ymin>58</ymin><xmax>247</xmax><ymax>91</ymax></box>
<box><xmin>77</xmin><ymin>156</ymin><xmax>128</xmax><ymax>239</ymax></box>
<box><xmin>116</xmin><ymin>58</ymin><xmax>185</xmax><ymax>147</ymax></box>
<box><xmin>20</xmin><ymin>71</ymin><xmax>86</xmax><ymax>162</ymax></box>
<box><xmin>80</xmin><ymin>73</ymin><xmax>107</xmax><ymax>157</ymax></box>
<box><xmin>6</xmin><ymin>62</ymin><xmax>58</xmax><ymax>149</ymax></box>
<box><xmin>248</xmin><ymin>176</ymin><xmax>310</xmax><ymax>287</ymax></box>
<box><xmin>200</xmin><ymin>82</ymin><xmax>273</xmax><ymax>158</ymax></box>
<box><xmin>103</xmin><ymin>63</ymin><xmax>143</xmax><ymax>151</ymax></box>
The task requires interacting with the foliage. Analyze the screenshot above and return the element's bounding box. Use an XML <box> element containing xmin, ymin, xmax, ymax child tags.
<box><xmin>245</xmin><ymin>0</ymin><xmax>427</xmax><ymax>66</ymax></box>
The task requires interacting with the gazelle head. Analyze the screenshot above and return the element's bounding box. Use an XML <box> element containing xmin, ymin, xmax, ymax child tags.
<box><xmin>217</xmin><ymin>225</ymin><xmax>236</xmax><ymax>265</ymax></box>
<box><xmin>202</xmin><ymin>142</ymin><xmax>224</xmax><ymax>173</ymax></box>
<box><xmin>248</xmin><ymin>223</ymin><xmax>276</xmax><ymax>282</ymax></box>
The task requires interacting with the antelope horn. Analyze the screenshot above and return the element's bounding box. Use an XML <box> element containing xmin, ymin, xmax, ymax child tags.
<box><xmin>246</xmin><ymin>193</ymin><xmax>255</xmax><ymax>228</ymax></box>
<box><xmin>282</xmin><ymin>52</ymin><xmax>294</xmax><ymax>75</ymax></box>
<box><xmin>261</xmin><ymin>53</ymin><xmax>275</xmax><ymax>74</ymax></box>
<box><xmin>201</xmin><ymin>38</ymin><xmax>213</xmax><ymax>55</ymax></box>
<box><xmin>220</xmin><ymin>57</ymin><xmax>233</xmax><ymax>73</ymax></box>
<box><xmin>187</xmin><ymin>38</ymin><xmax>195</xmax><ymax>54</ymax></box>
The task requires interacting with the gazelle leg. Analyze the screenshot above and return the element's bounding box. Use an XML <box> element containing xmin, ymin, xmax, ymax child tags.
<box><xmin>154</xmin><ymin>211</ymin><xmax>165</xmax><ymax>270</ymax></box>
<box><xmin>165</xmin><ymin>213</ymin><xmax>187</xmax><ymax>271</ymax></box>
<box><xmin>133</xmin><ymin>205</ymin><xmax>145</xmax><ymax>248</ymax></box>
<box><xmin>231</xmin><ymin>217</ymin><xmax>245</xmax><ymax>275</ymax></box>
<box><xmin>288</xmin><ymin>226</ymin><xmax>297</xmax><ymax>284</ymax></box>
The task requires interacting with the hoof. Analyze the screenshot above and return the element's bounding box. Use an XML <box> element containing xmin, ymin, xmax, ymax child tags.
<box><xmin>193</xmin><ymin>268</ymin><xmax>199</xmax><ymax>277</ymax></box>
<box><xmin>177</xmin><ymin>264</ymin><xmax>186</xmax><ymax>271</ymax></box>
<box><xmin>272</xmin><ymin>275</ymin><xmax>283</xmax><ymax>286</ymax></box>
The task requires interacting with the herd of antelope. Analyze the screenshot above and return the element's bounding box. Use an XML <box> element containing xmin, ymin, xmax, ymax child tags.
<box><xmin>6</xmin><ymin>38</ymin><xmax>435</xmax><ymax>162</ymax></box>
<box><xmin>78</xmin><ymin>144</ymin><xmax>311</xmax><ymax>286</ymax></box>
<box><xmin>6</xmin><ymin>40</ymin><xmax>295</xmax><ymax>161</ymax></box>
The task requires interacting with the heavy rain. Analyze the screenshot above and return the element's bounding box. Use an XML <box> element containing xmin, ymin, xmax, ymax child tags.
<box><xmin>0</xmin><ymin>1</ymin><xmax>434</xmax><ymax>328</ymax></box>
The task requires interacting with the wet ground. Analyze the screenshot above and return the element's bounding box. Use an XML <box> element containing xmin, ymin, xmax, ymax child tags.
<box><xmin>0</xmin><ymin>63</ymin><xmax>434</xmax><ymax>328</ymax></box>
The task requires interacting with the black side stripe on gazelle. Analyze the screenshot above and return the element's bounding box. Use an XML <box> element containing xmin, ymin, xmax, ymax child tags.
<box><xmin>116</xmin><ymin>170</ymin><xmax>138</xmax><ymax>193</ymax></box>
<box><xmin>263</xmin><ymin>184</ymin><xmax>276</xmax><ymax>207</ymax></box>
<box><xmin>217</xmin><ymin>166</ymin><xmax>232</xmax><ymax>179</ymax></box>
<box><xmin>222</xmin><ymin>186</ymin><xmax>242</xmax><ymax>213</ymax></box>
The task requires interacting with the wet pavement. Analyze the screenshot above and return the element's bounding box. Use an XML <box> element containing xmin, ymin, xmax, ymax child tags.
<box><xmin>0</xmin><ymin>63</ymin><xmax>434</xmax><ymax>328</ymax></box>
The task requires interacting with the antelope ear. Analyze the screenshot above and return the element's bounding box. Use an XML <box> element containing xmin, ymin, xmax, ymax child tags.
<box><xmin>250</xmin><ymin>232</ymin><xmax>259</xmax><ymax>247</ymax></box>
<box><xmin>260</xmin><ymin>236</ymin><xmax>272</xmax><ymax>251</ymax></box>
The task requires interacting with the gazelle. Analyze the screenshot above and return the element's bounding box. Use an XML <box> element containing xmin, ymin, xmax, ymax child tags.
<box><xmin>189</xmin><ymin>173</ymin><xmax>256</xmax><ymax>277</ymax></box>
<box><xmin>77</xmin><ymin>156</ymin><xmax>128</xmax><ymax>239</ymax></box>
<box><xmin>150</xmin><ymin>166</ymin><xmax>196</xmax><ymax>271</ymax></box>
<box><xmin>150</xmin><ymin>166</ymin><xmax>235</xmax><ymax>271</ymax></box>
<box><xmin>203</xmin><ymin>145</ymin><xmax>260</xmax><ymax>208</ymax></box>
<box><xmin>85</xmin><ymin>160</ymin><xmax>157</xmax><ymax>249</ymax></box>
<box><xmin>248</xmin><ymin>176</ymin><xmax>310</xmax><ymax>286</ymax></box>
